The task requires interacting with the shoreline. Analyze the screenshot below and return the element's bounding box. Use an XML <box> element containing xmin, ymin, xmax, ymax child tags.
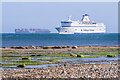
<box><xmin>2</xmin><ymin>45</ymin><xmax>119</xmax><ymax>54</ymax></box>
<box><xmin>2</xmin><ymin>45</ymin><xmax>119</xmax><ymax>48</ymax></box>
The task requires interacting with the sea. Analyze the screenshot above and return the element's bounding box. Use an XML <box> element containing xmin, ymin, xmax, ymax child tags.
<box><xmin>2</xmin><ymin>33</ymin><xmax>119</xmax><ymax>47</ymax></box>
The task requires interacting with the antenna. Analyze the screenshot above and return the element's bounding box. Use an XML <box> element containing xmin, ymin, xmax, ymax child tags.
<box><xmin>68</xmin><ymin>16</ymin><xmax>71</xmax><ymax>21</ymax></box>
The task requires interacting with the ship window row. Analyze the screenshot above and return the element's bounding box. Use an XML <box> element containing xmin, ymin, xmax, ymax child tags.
<box><xmin>79</xmin><ymin>23</ymin><xmax>96</xmax><ymax>24</ymax></box>
<box><xmin>61</xmin><ymin>22</ymin><xmax>72</xmax><ymax>23</ymax></box>
<box><xmin>64</xmin><ymin>29</ymin><xmax>95</xmax><ymax>32</ymax></box>
<box><xmin>74</xmin><ymin>29</ymin><xmax>94</xmax><ymax>31</ymax></box>
<box><xmin>62</xmin><ymin>26</ymin><xmax>96</xmax><ymax>27</ymax></box>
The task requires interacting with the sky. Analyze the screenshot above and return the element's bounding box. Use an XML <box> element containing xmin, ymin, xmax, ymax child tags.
<box><xmin>2</xmin><ymin>2</ymin><xmax>118</xmax><ymax>33</ymax></box>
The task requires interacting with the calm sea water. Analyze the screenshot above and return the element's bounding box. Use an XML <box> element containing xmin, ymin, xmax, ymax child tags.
<box><xmin>2</xmin><ymin>33</ymin><xmax>119</xmax><ymax>47</ymax></box>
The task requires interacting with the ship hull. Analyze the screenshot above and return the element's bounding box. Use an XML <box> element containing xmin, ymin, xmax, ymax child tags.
<box><xmin>56</xmin><ymin>27</ymin><xmax>106</xmax><ymax>34</ymax></box>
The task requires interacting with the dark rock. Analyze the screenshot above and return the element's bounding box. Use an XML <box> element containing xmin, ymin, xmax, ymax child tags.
<box><xmin>72</xmin><ymin>46</ymin><xmax>78</xmax><ymax>49</ymax></box>
<box><xmin>22</xmin><ymin>57</ymin><xmax>31</xmax><ymax>60</ymax></box>
<box><xmin>61</xmin><ymin>46</ymin><xmax>66</xmax><ymax>48</ymax></box>
<box><xmin>52</xmin><ymin>46</ymin><xmax>62</xmax><ymax>49</ymax></box>
<box><xmin>17</xmin><ymin>64</ymin><xmax>26</xmax><ymax>68</ymax></box>
<box><xmin>107</xmin><ymin>54</ymin><xmax>116</xmax><ymax>57</ymax></box>
<box><xmin>64</xmin><ymin>64</ymin><xmax>67</xmax><ymax>66</ymax></box>
<box><xmin>43</xmin><ymin>47</ymin><xmax>49</xmax><ymax>49</ymax></box>
<box><xmin>11</xmin><ymin>46</ymin><xmax>25</xmax><ymax>49</ymax></box>
<box><xmin>30</xmin><ymin>55</ymin><xmax>36</xmax><ymax>57</ymax></box>
<box><xmin>37</xmin><ymin>54</ymin><xmax>43</xmax><ymax>56</ymax></box>
<box><xmin>2</xmin><ymin>47</ymin><xmax>10</xmax><ymax>49</ymax></box>
<box><xmin>67</xmin><ymin>46</ymin><xmax>72</xmax><ymax>48</ymax></box>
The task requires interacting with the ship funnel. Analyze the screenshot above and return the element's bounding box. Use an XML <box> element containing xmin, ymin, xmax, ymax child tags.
<box><xmin>81</xmin><ymin>14</ymin><xmax>90</xmax><ymax>22</ymax></box>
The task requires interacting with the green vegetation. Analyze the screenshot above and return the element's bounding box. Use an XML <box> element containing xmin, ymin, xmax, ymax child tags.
<box><xmin>52</xmin><ymin>60</ymin><xmax>56</xmax><ymax>63</ymax></box>
<box><xmin>38</xmin><ymin>57</ymin><xmax>69</xmax><ymax>61</ymax></box>
<box><xmin>41</xmin><ymin>53</ymin><xmax>96</xmax><ymax>58</ymax></box>
<box><xmin>2</xmin><ymin>50</ymin><xmax>119</xmax><ymax>67</ymax></box>
<box><xmin>40</xmin><ymin>52</ymin><xmax>118</xmax><ymax>58</ymax></box>
<box><xmin>77</xmin><ymin>55</ymin><xmax>84</xmax><ymax>58</ymax></box>
<box><xmin>2</xmin><ymin>56</ymin><xmax>31</xmax><ymax>61</ymax></box>
<box><xmin>83</xmin><ymin>55</ymin><xmax>101</xmax><ymax>58</ymax></box>
<box><xmin>2</xmin><ymin>57</ymin><xmax>20</xmax><ymax>60</ymax></box>
<box><xmin>2</xmin><ymin>60</ymin><xmax>66</xmax><ymax>66</ymax></box>
<box><xmin>93</xmin><ymin>48</ymin><xmax>119</xmax><ymax>52</ymax></box>
<box><xmin>3</xmin><ymin>52</ymin><xmax>117</xmax><ymax>61</ymax></box>
<box><xmin>2</xmin><ymin>61</ymin><xmax>51</xmax><ymax>66</ymax></box>
<box><xmin>74</xmin><ymin>52</ymin><xmax>118</xmax><ymax>55</ymax></box>
<box><xmin>41</xmin><ymin>54</ymin><xmax>71</xmax><ymax>57</ymax></box>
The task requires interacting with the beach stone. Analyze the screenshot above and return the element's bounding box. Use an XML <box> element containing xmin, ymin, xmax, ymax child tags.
<box><xmin>37</xmin><ymin>54</ymin><xmax>43</xmax><ymax>56</ymax></box>
<box><xmin>36</xmin><ymin>46</ymin><xmax>43</xmax><ymax>49</ymax></box>
<box><xmin>61</xmin><ymin>46</ymin><xmax>67</xmax><ymax>48</ymax></box>
<box><xmin>22</xmin><ymin>47</ymin><xmax>27</xmax><ymax>49</ymax></box>
<box><xmin>92</xmin><ymin>65</ymin><xmax>96</xmax><ymax>67</ymax></box>
<box><xmin>43</xmin><ymin>47</ymin><xmax>50</xmax><ymax>49</ymax></box>
<box><xmin>27</xmin><ymin>45</ymin><xmax>36</xmax><ymax>49</ymax></box>
<box><xmin>30</xmin><ymin>55</ymin><xmax>36</xmax><ymax>57</ymax></box>
<box><xmin>17</xmin><ymin>64</ymin><xmax>26</xmax><ymax>68</ymax></box>
<box><xmin>2</xmin><ymin>47</ymin><xmax>10</xmax><ymax>49</ymax></box>
<box><xmin>107</xmin><ymin>54</ymin><xmax>116</xmax><ymax>57</ymax></box>
<box><xmin>11</xmin><ymin>46</ymin><xmax>25</xmax><ymax>49</ymax></box>
<box><xmin>72</xmin><ymin>46</ymin><xmax>78</xmax><ymax>49</ymax></box>
<box><xmin>52</xmin><ymin>46</ymin><xmax>62</xmax><ymax>49</ymax></box>
<box><xmin>66</xmin><ymin>46</ymin><xmax>71</xmax><ymax>48</ymax></box>
<box><xmin>70</xmin><ymin>53</ymin><xmax>77</xmax><ymax>57</ymax></box>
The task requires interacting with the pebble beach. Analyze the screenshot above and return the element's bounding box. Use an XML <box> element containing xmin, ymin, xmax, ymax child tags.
<box><xmin>1</xmin><ymin>46</ymin><xmax>120</xmax><ymax>79</ymax></box>
<box><xmin>2</xmin><ymin>63</ymin><xmax>119</xmax><ymax>79</ymax></box>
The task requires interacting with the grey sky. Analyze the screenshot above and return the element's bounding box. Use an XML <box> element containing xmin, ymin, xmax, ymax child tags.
<box><xmin>2</xmin><ymin>2</ymin><xmax>118</xmax><ymax>33</ymax></box>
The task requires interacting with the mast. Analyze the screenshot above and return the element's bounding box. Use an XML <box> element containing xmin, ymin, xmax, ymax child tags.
<box><xmin>68</xmin><ymin>16</ymin><xmax>72</xmax><ymax>21</ymax></box>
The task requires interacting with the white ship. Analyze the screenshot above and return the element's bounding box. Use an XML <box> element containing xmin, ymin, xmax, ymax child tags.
<box><xmin>55</xmin><ymin>14</ymin><xmax>106</xmax><ymax>34</ymax></box>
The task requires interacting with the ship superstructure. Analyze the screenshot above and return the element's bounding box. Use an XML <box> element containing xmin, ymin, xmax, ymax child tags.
<box><xmin>55</xmin><ymin>14</ymin><xmax>106</xmax><ymax>34</ymax></box>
